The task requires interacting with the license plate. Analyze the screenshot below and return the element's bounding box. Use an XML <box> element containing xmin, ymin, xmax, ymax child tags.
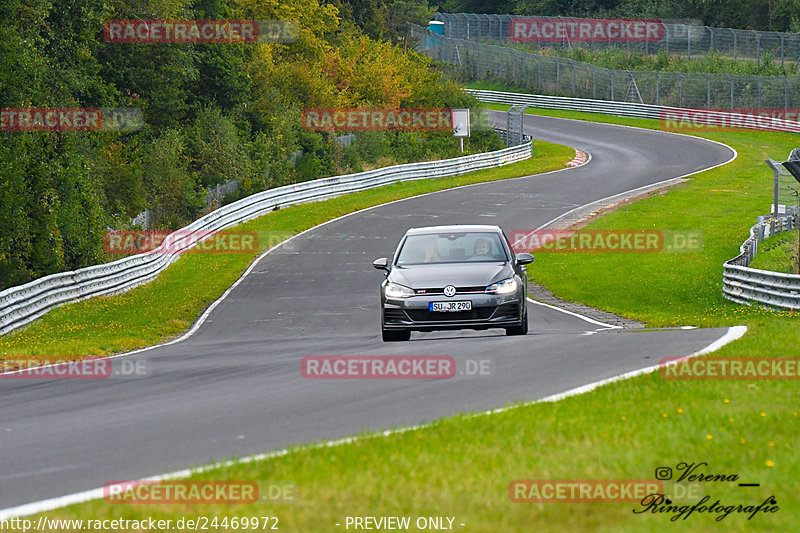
<box><xmin>429</xmin><ymin>301</ymin><xmax>472</xmax><ymax>312</ymax></box>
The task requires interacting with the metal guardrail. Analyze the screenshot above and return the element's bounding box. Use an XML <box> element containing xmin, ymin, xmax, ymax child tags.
<box><xmin>0</xmin><ymin>142</ymin><xmax>532</xmax><ymax>336</ymax></box>
<box><xmin>467</xmin><ymin>88</ymin><xmax>668</xmax><ymax>119</ymax></box>
<box><xmin>466</xmin><ymin>89</ymin><xmax>800</xmax><ymax>134</ymax></box>
<box><xmin>723</xmin><ymin>214</ymin><xmax>800</xmax><ymax>310</ymax></box>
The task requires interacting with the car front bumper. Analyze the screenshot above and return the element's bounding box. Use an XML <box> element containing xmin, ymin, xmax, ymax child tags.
<box><xmin>381</xmin><ymin>293</ymin><xmax>524</xmax><ymax>331</ymax></box>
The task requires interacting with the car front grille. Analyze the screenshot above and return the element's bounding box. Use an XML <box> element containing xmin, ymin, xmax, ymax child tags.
<box><xmin>414</xmin><ymin>286</ymin><xmax>486</xmax><ymax>295</ymax></box>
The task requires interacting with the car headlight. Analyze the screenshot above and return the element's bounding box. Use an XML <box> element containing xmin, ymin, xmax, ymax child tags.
<box><xmin>485</xmin><ymin>278</ymin><xmax>518</xmax><ymax>295</ymax></box>
<box><xmin>384</xmin><ymin>282</ymin><xmax>415</xmax><ymax>298</ymax></box>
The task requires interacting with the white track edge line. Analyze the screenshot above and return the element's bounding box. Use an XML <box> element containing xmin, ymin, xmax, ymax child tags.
<box><xmin>0</xmin><ymin>325</ymin><xmax>747</xmax><ymax>520</ymax></box>
<box><xmin>526</xmin><ymin>297</ymin><xmax>619</xmax><ymax>329</ymax></box>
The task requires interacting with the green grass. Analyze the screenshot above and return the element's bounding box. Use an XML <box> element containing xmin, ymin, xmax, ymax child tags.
<box><xmin>0</xmin><ymin>141</ymin><xmax>573</xmax><ymax>361</ymax></box>
<box><xmin>22</xmin><ymin>362</ymin><xmax>799</xmax><ymax>532</ymax></box>
<box><xmin>477</xmin><ymin>102</ymin><xmax>800</xmax><ymax>347</ymax></box>
<box><xmin>8</xmin><ymin>108</ymin><xmax>800</xmax><ymax>533</ymax></box>
<box><xmin>749</xmin><ymin>229</ymin><xmax>799</xmax><ymax>273</ymax></box>
<box><xmin>508</xmin><ymin>46</ymin><xmax>798</xmax><ymax>76</ymax></box>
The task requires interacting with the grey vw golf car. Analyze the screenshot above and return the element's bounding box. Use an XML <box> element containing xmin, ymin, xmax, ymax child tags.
<box><xmin>373</xmin><ymin>225</ymin><xmax>534</xmax><ymax>341</ymax></box>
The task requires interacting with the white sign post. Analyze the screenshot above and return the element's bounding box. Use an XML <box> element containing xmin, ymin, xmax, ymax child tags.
<box><xmin>451</xmin><ymin>108</ymin><xmax>470</xmax><ymax>153</ymax></box>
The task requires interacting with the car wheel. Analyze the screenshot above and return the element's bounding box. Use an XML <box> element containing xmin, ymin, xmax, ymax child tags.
<box><xmin>505</xmin><ymin>310</ymin><xmax>528</xmax><ymax>336</ymax></box>
<box><xmin>382</xmin><ymin>329</ymin><xmax>411</xmax><ymax>342</ymax></box>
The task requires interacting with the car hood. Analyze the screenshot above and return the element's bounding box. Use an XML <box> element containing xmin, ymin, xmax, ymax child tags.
<box><xmin>388</xmin><ymin>262</ymin><xmax>513</xmax><ymax>289</ymax></box>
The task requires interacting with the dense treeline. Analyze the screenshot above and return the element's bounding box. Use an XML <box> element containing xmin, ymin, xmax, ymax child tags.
<box><xmin>0</xmin><ymin>0</ymin><xmax>500</xmax><ymax>290</ymax></box>
<box><xmin>437</xmin><ymin>0</ymin><xmax>800</xmax><ymax>33</ymax></box>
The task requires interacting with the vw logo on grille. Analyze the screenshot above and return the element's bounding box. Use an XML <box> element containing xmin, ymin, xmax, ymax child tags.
<box><xmin>443</xmin><ymin>285</ymin><xmax>457</xmax><ymax>297</ymax></box>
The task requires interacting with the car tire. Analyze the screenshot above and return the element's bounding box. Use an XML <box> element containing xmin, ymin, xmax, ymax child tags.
<box><xmin>382</xmin><ymin>329</ymin><xmax>411</xmax><ymax>342</ymax></box>
<box><xmin>505</xmin><ymin>310</ymin><xmax>528</xmax><ymax>336</ymax></box>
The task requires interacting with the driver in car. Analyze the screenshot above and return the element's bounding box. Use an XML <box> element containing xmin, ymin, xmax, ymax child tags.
<box><xmin>472</xmin><ymin>237</ymin><xmax>494</xmax><ymax>258</ymax></box>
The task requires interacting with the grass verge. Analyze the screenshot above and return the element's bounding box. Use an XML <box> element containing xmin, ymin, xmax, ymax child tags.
<box><xmin>749</xmin><ymin>229</ymin><xmax>799</xmax><ymax>274</ymax></box>
<box><xmin>19</xmin><ymin>355</ymin><xmax>798</xmax><ymax>532</ymax></box>
<box><xmin>0</xmin><ymin>141</ymin><xmax>573</xmax><ymax>361</ymax></box>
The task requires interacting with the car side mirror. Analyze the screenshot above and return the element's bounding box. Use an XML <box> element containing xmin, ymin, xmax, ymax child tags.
<box><xmin>516</xmin><ymin>253</ymin><xmax>534</xmax><ymax>265</ymax></box>
<box><xmin>372</xmin><ymin>257</ymin><xmax>390</xmax><ymax>271</ymax></box>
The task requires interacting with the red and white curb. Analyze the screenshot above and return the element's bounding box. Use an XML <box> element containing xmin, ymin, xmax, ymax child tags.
<box><xmin>565</xmin><ymin>149</ymin><xmax>589</xmax><ymax>167</ymax></box>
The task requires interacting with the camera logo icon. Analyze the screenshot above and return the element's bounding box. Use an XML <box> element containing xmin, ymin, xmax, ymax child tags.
<box><xmin>655</xmin><ymin>467</ymin><xmax>673</xmax><ymax>480</ymax></box>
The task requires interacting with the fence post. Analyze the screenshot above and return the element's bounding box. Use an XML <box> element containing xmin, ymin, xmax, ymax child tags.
<box><xmin>536</xmin><ymin>55</ymin><xmax>542</xmax><ymax>88</ymax></box>
<box><xmin>679</xmin><ymin>74</ymin><xmax>684</xmax><ymax>107</ymax></box>
<box><xmin>571</xmin><ymin>59</ymin><xmax>576</xmax><ymax>94</ymax></box>
<box><xmin>732</xmin><ymin>29</ymin><xmax>737</xmax><ymax>61</ymax></box>
<box><xmin>729</xmin><ymin>74</ymin><xmax>734</xmax><ymax>109</ymax></box>
<box><xmin>655</xmin><ymin>72</ymin><xmax>660</xmax><ymax>106</ymax></box>
<box><xmin>758</xmin><ymin>78</ymin><xmax>762</xmax><ymax>108</ymax></box>
<box><xmin>784</xmin><ymin>76</ymin><xmax>789</xmax><ymax>112</ymax></box>
<box><xmin>756</xmin><ymin>32</ymin><xmax>761</xmax><ymax>66</ymax></box>
<box><xmin>610</xmin><ymin>69</ymin><xmax>614</xmax><ymax>100</ymax></box>
<box><xmin>706</xmin><ymin>74</ymin><xmax>711</xmax><ymax>109</ymax></box>
<box><xmin>687</xmin><ymin>26</ymin><xmax>691</xmax><ymax>59</ymax></box>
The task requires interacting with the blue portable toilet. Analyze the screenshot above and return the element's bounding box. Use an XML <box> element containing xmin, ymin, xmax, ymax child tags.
<box><xmin>426</xmin><ymin>20</ymin><xmax>444</xmax><ymax>51</ymax></box>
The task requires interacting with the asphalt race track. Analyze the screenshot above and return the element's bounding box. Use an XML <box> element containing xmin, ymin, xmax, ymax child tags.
<box><xmin>0</xmin><ymin>113</ymin><xmax>737</xmax><ymax>510</ymax></box>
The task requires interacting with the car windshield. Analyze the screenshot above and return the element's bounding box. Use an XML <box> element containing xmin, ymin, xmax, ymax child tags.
<box><xmin>396</xmin><ymin>232</ymin><xmax>508</xmax><ymax>265</ymax></box>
